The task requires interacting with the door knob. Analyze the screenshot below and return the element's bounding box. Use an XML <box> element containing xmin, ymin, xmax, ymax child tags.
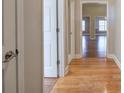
<box><xmin>2</xmin><ymin>51</ymin><xmax>17</xmax><ymax>63</ymax></box>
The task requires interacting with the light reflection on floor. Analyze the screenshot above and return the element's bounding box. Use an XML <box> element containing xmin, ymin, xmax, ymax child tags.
<box><xmin>82</xmin><ymin>35</ymin><xmax>106</xmax><ymax>58</ymax></box>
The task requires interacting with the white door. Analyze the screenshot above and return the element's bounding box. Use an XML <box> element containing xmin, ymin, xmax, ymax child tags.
<box><xmin>2</xmin><ymin>0</ymin><xmax>17</xmax><ymax>93</ymax></box>
<box><xmin>70</xmin><ymin>0</ymin><xmax>75</xmax><ymax>58</ymax></box>
<box><xmin>44</xmin><ymin>0</ymin><xmax>57</xmax><ymax>77</ymax></box>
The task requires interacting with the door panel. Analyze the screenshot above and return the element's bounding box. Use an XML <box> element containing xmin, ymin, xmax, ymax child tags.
<box><xmin>44</xmin><ymin>0</ymin><xmax>57</xmax><ymax>77</ymax></box>
<box><xmin>2</xmin><ymin>0</ymin><xmax>17</xmax><ymax>93</ymax></box>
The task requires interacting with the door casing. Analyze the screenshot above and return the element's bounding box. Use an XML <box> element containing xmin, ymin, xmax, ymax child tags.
<box><xmin>16</xmin><ymin>0</ymin><xmax>24</xmax><ymax>93</ymax></box>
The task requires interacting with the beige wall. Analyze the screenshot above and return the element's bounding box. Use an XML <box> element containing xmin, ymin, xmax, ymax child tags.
<box><xmin>108</xmin><ymin>0</ymin><xmax>115</xmax><ymax>55</ymax></box>
<box><xmin>64</xmin><ymin>0</ymin><xmax>69</xmax><ymax>68</ymax></box>
<box><xmin>83</xmin><ymin>4</ymin><xmax>107</xmax><ymax>16</ymax></box>
<box><xmin>82</xmin><ymin>3</ymin><xmax>107</xmax><ymax>38</ymax></box>
<box><xmin>108</xmin><ymin>0</ymin><xmax>121</xmax><ymax>62</ymax></box>
<box><xmin>114</xmin><ymin>0</ymin><xmax>121</xmax><ymax>62</ymax></box>
<box><xmin>23</xmin><ymin>0</ymin><xmax>43</xmax><ymax>93</ymax></box>
<box><xmin>75</xmin><ymin>0</ymin><xmax>82</xmax><ymax>55</ymax></box>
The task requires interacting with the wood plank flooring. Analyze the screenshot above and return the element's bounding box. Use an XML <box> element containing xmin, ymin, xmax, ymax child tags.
<box><xmin>50</xmin><ymin>58</ymin><xmax>121</xmax><ymax>93</ymax></box>
<box><xmin>83</xmin><ymin>36</ymin><xmax>106</xmax><ymax>58</ymax></box>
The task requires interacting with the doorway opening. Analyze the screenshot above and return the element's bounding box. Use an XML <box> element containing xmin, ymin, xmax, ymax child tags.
<box><xmin>43</xmin><ymin>0</ymin><xmax>59</xmax><ymax>92</ymax></box>
<box><xmin>82</xmin><ymin>3</ymin><xmax>107</xmax><ymax>58</ymax></box>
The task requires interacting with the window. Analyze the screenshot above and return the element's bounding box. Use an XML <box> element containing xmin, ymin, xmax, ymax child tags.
<box><xmin>82</xmin><ymin>20</ymin><xmax>85</xmax><ymax>31</ymax></box>
<box><xmin>99</xmin><ymin>20</ymin><xmax>107</xmax><ymax>31</ymax></box>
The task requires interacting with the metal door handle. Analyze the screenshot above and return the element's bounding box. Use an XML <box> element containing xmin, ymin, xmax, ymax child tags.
<box><xmin>2</xmin><ymin>51</ymin><xmax>17</xmax><ymax>63</ymax></box>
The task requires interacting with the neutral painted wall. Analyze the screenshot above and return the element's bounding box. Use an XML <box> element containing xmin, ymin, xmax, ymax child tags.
<box><xmin>75</xmin><ymin>0</ymin><xmax>82</xmax><ymax>56</ymax></box>
<box><xmin>114</xmin><ymin>0</ymin><xmax>121</xmax><ymax>62</ymax></box>
<box><xmin>83</xmin><ymin>4</ymin><xmax>106</xmax><ymax>17</ymax></box>
<box><xmin>82</xmin><ymin>3</ymin><xmax>107</xmax><ymax>38</ymax></box>
<box><xmin>23</xmin><ymin>0</ymin><xmax>43</xmax><ymax>93</ymax></box>
<box><xmin>68</xmin><ymin>0</ymin><xmax>75</xmax><ymax>58</ymax></box>
<box><xmin>108</xmin><ymin>0</ymin><xmax>115</xmax><ymax>56</ymax></box>
<box><xmin>108</xmin><ymin>0</ymin><xmax>121</xmax><ymax>62</ymax></box>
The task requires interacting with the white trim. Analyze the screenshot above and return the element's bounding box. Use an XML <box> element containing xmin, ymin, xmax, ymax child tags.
<box><xmin>64</xmin><ymin>65</ymin><xmax>69</xmax><ymax>75</ymax></box>
<box><xmin>107</xmin><ymin>54</ymin><xmax>121</xmax><ymax>70</ymax></box>
<box><xmin>68</xmin><ymin>54</ymin><xmax>73</xmax><ymax>64</ymax></box>
<box><xmin>17</xmin><ymin>0</ymin><xmax>24</xmax><ymax>93</ymax></box>
<box><xmin>58</xmin><ymin>0</ymin><xmax>65</xmax><ymax>77</ymax></box>
<box><xmin>75</xmin><ymin>54</ymin><xmax>82</xmax><ymax>59</ymax></box>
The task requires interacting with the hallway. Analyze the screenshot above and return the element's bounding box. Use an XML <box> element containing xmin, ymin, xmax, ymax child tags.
<box><xmin>50</xmin><ymin>58</ymin><xmax>120</xmax><ymax>93</ymax></box>
<box><xmin>2</xmin><ymin>0</ymin><xmax>121</xmax><ymax>93</ymax></box>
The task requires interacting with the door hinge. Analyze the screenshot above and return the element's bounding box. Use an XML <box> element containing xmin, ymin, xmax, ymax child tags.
<box><xmin>56</xmin><ymin>28</ymin><xmax>60</xmax><ymax>32</ymax></box>
<box><xmin>15</xmin><ymin>49</ymin><xmax>19</xmax><ymax>55</ymax></box>
<box><xmin>57</xmin><ymin>60</ymin><xmax>60</xmax><ymax>64</ymax></box>
<box><xmin>57</xmin><ymin>60</ymin><xmax>60</xmax><ymax>78</ymax></box>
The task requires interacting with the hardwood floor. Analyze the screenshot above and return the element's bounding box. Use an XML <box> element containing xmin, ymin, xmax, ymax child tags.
<box><xmin>50</xmin><ymin>58</ymin><xmax>121</xmax><ymax>93</ymax></box>
<box><xmin>44</xmin><ymin>78</ymin><xmax>58</xmax><ymax>93</ymax></box>
<box><xmin>83</xmin><ymin>36</ymin><xmax>106</xmax><ymax>58</ymax></box>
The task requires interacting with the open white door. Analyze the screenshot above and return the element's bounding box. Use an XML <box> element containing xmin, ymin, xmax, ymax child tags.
<box><xmin>2</xmin><ymin>0</ymin><xmax>17</xmax><ymax>93</ymax></box>
<box><xmin>44</xmin><ymin>0</ymin><xmax>57</xmax><ymax>77</ymax></box>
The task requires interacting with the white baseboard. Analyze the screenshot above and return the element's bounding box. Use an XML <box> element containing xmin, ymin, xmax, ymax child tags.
<box><xmin>75</xmin><ymin>54</ymin><xmax>82</xmax><ymax>59</ymax></box>
<box><xmin>68</xmin><ymin>54</ymin><xmax>73</xmax><ymax>64</ymax></box>
<box><xmin>107</xmin><ymin>54</ymin><xmax>121</xmax><ymax>70</ymax></box>
<box><xmin>64</xmin><ymin>65</ymin><xmax>69</xmax><ymax>76</ymax></box>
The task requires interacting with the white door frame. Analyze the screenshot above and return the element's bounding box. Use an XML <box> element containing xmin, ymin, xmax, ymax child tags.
<box><xmin>16</xmin><ymin>0</ymin><xmax>24</xmax><ymax>93</ymax></box>
<box><xmin>43</xmin><ymin>0</ymin><xmax>65</xmax><ymax>77</ymax></box>
<box><xmin>43</xmin><ymin>0</ymin><xmax>58</xmax><ymax>77</ymax></box>
<box><xmin>58</xmin><ymin>0</ymin><xmax>65</xmax><ymax>77</ymax></box>
<box><xmin>81</xmin><ymin>0</ymin><xmax>108</xmax><ymax>58</ymax></box>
